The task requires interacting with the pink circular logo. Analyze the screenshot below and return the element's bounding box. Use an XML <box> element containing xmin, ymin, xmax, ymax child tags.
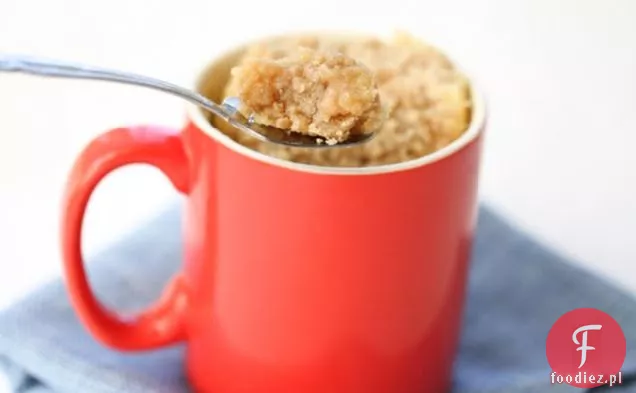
<box><xmin>546</xmin><ymin>308</ymin><xmax>626</xmax><ymax>388</ymax></box>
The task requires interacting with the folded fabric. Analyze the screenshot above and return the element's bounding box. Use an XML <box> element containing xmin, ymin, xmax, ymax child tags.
<box><xmin>1</xmin><ymin>201</ymin><xmax>635</xmax><ymax>393</ymax></box>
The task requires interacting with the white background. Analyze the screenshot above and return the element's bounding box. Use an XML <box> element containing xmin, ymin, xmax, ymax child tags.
<box><xmin>0</xmin><ymin>0</ymin><xmax>635</xmax><ymax>391</ymax></box>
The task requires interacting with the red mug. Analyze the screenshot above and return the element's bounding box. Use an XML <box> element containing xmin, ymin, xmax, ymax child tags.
<box><xmin>61</xmin><ymin>33</ymin><xmax>486</xmax><ymax>393</ymax></box>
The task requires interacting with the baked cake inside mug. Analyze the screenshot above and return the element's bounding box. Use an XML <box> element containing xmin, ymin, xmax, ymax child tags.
<box><xmin>214</xmin><ymin>32</ymin><xmax>472</xmax><ymax>167</ymax></box>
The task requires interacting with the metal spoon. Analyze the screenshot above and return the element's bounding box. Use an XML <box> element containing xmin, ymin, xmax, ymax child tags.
<box><xmin>0</xmin><ymin>54</ymin><xmax>376</xmax><ymax>148</ymax></box>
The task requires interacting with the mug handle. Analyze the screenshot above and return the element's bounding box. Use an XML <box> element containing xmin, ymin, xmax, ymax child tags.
<box><xmin>61</xmin><ymin>125</ymin><xmax>190</xmax><ymax>351</ymax></box>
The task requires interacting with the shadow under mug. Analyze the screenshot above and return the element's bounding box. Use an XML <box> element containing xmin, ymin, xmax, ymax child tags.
<box><xmin>60</xmin><ymin>32</ymin><xmax>487</xmax><ymax>393</ymax></box>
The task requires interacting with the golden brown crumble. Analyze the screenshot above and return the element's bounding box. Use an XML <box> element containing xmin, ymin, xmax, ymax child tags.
<box><xmin>231</xmin><ymin>47</ymin><xmax>383</xmax><ymax>145</ymax></box>
<box><xmin>217</xmin><ymin>32</ymin><xmax>472</xmax><ymax>167</ymax></box>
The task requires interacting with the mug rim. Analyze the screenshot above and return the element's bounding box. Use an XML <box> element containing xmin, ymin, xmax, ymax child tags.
<box><xmin>186</xmin><ymin>32</ymin><xmax>487</xmax><ymax>176</ymax></box>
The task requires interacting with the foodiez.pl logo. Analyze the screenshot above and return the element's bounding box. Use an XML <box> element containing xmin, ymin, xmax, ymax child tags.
<box><xmin>546</xmin><ymin>308</ymin><xmax>626</xmax><ymax>388</ymax></box>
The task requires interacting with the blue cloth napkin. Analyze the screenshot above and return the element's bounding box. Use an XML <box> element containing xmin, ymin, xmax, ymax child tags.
<box><xmin>1</xmin><ymin>201</ymin><xmax>635</xmax><ymax>393</ymax></box>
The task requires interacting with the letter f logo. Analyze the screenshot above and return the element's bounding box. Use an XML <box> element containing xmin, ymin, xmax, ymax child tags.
<box><xmin>572</xmin><ymin>324</ymin><xmax>602</xmax><ymax>368</ymax></box>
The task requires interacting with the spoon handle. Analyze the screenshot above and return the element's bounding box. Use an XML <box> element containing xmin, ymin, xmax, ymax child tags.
<box><xmin>0</xmin><ymin>54</ymin><xmax>227</xmax><ymax>119</ymax></box>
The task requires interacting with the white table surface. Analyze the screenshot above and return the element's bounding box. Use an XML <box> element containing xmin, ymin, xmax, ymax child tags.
<box><xmin>1</xmin><ymin>0</ymin><xmax>635</xmax><ymax>390</ymax></box>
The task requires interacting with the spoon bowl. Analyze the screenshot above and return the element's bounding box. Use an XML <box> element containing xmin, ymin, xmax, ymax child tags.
<box><xmin>220</xmin><ymin>97</ymin><xmax>376</xmax><ymax>147</ymax></box>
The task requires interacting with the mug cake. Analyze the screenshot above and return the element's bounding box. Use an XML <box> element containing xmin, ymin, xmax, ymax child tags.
<box><xmin>215</xmin><ymin>32</ymin><xmax>472</xmax><ymax>167</ymax></box>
